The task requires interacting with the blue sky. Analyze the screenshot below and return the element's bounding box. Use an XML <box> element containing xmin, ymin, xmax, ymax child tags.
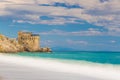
<box><xmin>0</xmin><ymin>0</ymin><xmax>120</xmax><ymax>51</ymax></box>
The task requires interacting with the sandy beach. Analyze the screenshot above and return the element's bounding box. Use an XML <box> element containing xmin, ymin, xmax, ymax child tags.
<box><xmin>0</xmin><ymin>62</ymin><xmax>101</xmax><ymax>80</ymax></box>
<box><xmin>0</xmin><ymin>54</ymin><xmax>119</xmax><ymax>80</ymax></box>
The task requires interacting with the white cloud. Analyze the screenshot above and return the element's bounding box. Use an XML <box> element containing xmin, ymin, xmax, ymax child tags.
<box><xmin>39</xmin><ymin>29</ymin><xmax>104</xmax><ymax>36</ymax></box>
<box><xmin>67</xmin><ymin>40</ymin><xmax>88</xmax><ymax>45</ymax></box>
<box><xmin>110</xmin><ymin>40</ymin><xmax>116</xmax><ymax>43</ymax></box>
<box><xmin>39</xmin><ymin>28</ymin><xmax>120</xmax><ymax>36</ymax></box>
<box><xmin>41</xmin><ymin>40</ymin><xmax>53</xmax><ymax>47</ymax></box>
<box><xmin>0</xmin><ymin>0</ymin><xmax>120</xmax><ymax>35</ymax></box>
<box><xmin>41</xmin><ymin>39</ymin><xmax>88</xmax><ymax>48</ymax></box>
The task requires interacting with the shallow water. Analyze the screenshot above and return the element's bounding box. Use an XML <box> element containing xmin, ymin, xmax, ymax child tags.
<box><xmin>0</xmin><ymin>54</ymin><xmax>120</xmax><ymax>80</ymax></box>
<box><xmin>16</xmin><ymin>51</ymin><xmax>120</xmax><ymax>65</ymax></box>
<box><xmin>0</xmin><ymin>52</ymin><xmax>120</xmax><ymax>80</ymax></box>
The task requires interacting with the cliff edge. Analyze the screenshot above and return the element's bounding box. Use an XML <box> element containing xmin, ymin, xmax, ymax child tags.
<box><xmin>0</xmin><ymin>34</ymin><xmax>24</xmax><ymax>53</ymax></box>
<box><xmin>0</xmin><ymin>32</ymin><xmax>52</xmax><ymax>53</ymax></box>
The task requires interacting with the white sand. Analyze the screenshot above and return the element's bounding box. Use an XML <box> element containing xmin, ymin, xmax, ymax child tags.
<box><xmin>0</xmin><ymin>54</ymin><xmax>119</xmax><ymax>80</ymax></box>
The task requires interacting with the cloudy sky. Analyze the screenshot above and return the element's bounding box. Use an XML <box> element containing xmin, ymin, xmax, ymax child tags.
<box><xmin>0</xmin><ymin>0</ymin><xmax>120</xmax><ymax>51</ymax></box>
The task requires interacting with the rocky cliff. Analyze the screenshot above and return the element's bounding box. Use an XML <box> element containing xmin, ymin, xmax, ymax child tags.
<box><xmin>0</xmin><ymin>34</ymin><xmax>24</xmax><ymax>53</ymax></box>
<box><xmin>0</xmin><ymin>34</ymin><xmax>52</xmax><ymax>53</ymax></box>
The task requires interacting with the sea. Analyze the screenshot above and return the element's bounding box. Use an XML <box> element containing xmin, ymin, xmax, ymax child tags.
<box><xmin>16</xmin><ymin>51</ymin><xmax>120</xmax><ymax>65</ymax></box>
<box><xmin>5</xmin><ymin>51</ymin><xmax>120</xmax><ymax>80</ymax></box>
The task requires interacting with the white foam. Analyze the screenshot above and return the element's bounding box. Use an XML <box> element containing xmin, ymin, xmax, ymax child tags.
<box><xmin>0</xmin><ymin>54</ymin><xmax>120</xmax><ymax>80</ymax></box>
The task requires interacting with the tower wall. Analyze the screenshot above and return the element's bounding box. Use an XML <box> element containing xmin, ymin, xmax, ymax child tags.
<box><xmin>18</xmin><ymin>31</ymin><xmax>40</xmax><ymax>51</ymax></box>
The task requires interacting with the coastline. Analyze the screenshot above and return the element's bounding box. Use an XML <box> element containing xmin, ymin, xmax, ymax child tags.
<box><xmin>0</xmin><ymin>53</ymin><xmax>120</xmax><ymax>80</ymax></box>
<box><xmin>0</xmin><ymin>32</ymin><xmax>52</xmax><ymax>53</ymax></box>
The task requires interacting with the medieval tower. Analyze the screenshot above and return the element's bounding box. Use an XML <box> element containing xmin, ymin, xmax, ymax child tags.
<box><xmin>18</xmin><ymin>31</ymin><xmax>40</xmax><ymax>51</ymax></box>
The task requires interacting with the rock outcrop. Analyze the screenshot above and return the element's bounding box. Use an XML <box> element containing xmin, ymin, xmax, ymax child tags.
<box><xmin>0</xmin><ymin>33</ymin><xmax>52</xmax><ymax>53</ymax></box>
<box><xmin>0</xmin><ymin>34</ymin><xmax>24</xmax><ymax>53</ymax></box>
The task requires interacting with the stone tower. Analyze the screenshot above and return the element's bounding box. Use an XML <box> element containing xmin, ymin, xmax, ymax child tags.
<box><xmin>18</xmin><ymin>31</ymin><xmax>40</xmax><ymax>52</ymax></box>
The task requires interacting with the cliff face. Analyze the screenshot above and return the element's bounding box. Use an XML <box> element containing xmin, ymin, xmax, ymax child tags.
<box><xmin>0</xmin><ymin>33</ymin><xmax>52</xmax><ymax>53</ymax></box>
<box><xmin>0</xmin><ymin>34</ymin><xmax>24</xmax><ymax>53</ymax></box>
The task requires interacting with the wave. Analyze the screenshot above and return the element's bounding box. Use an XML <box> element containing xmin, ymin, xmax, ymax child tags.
<box><xmin>0</xmin><ymin>54</ymin><xmax>120</xmax><ymax>80</ymax></box>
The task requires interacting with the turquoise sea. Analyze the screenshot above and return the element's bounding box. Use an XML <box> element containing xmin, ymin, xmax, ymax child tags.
<box><xmin>2</xmin><ymin>51</ymin><xmax>120</xmax><ymax>80</ymax></box>
<box><xmin>15</xmin><ymin>51</ymin><xmax>120</xmax><ymax>65</ymax></box>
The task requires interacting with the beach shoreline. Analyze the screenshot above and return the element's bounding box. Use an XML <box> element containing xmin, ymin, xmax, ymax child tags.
<box><xmin>0</xmin><ymin>53</ymin><xmax>120</xmax><ymax>80</ymax></box>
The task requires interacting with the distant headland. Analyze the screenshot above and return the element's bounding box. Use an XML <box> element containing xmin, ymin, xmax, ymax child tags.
<box><xmin>0</xmin><ymin>31</ymin><xmax>52</xmax><ymax>53</ymax></box>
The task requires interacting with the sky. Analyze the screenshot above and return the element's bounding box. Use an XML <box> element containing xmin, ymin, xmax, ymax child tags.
<box><xmin>0</xmin><ymin>0</ymin><xmax>120</xmax><ymax>51</ymax></box>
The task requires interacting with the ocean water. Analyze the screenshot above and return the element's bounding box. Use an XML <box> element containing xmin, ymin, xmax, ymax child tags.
<box><xmin>16</xmin><ymin>51</ymin><xmax>120</xmax><ymax>65</ymax></box>
<box><xmin>1</xmin><ymin>51</ymin><xmax>120</xmax><ymax>80</ymax></box>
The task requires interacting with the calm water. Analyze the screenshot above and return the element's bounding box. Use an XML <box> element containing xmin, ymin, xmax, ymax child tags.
<box><xmin>15</xmin><ymin>51</ymin><xmax>120</xmax><ymax>65</ymax></box>
<box><xmin>1</xmin><ymin>51</ymin><xmax>120</xmax><ymax>80</ymax></box>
